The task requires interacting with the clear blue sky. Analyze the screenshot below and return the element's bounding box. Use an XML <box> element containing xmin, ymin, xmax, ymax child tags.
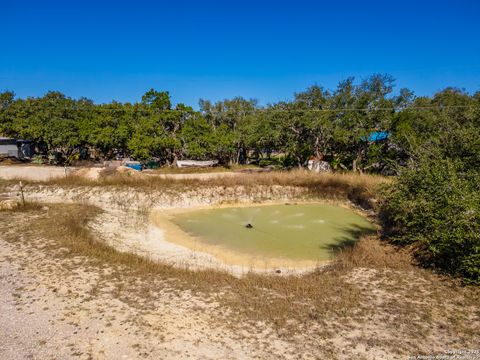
<box><xmin>2</xmin><ymin>0</ymin><xmax>480</xmax><ymax>107</ymax></box>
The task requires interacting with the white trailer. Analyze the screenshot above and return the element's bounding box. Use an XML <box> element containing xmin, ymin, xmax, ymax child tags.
<box><xmin>176</xmin><ymin>160</ymin><xmax>219</xmax><ymax>168</ymax></box>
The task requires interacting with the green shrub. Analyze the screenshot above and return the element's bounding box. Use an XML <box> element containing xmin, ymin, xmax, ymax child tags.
<box><xmin>381</xmin><ymin>158</ymin><xmax>480</xmax><ymax>284</ymax></box>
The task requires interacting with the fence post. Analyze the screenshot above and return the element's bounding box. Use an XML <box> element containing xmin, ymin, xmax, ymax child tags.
<box><xmin>19</xmin><ymin>181</ymin><xmax>25</xmax><ymax>207</ymax></box>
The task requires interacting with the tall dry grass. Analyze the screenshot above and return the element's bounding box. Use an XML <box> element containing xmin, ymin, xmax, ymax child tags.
<box><xmin>334</xmin><ymin>235</ymin><xmax>412</xmax><ymax>271</ymax></box>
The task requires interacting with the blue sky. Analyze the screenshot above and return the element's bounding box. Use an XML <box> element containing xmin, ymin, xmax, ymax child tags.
<box><xmin>2</xmin><ymin>0</ymin><xmax>479</xmax><ymax>107</ymax></box>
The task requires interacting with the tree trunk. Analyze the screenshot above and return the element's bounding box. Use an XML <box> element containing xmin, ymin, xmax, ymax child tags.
<box><xmin>353</xmin><ymin>151</ymin><xmax>362</xmax><ymax>173</ymax></box>
<box><xmin>297</xmin><ymin>155</ymin><xmax>303</xmax><ymax>168</ymax></box>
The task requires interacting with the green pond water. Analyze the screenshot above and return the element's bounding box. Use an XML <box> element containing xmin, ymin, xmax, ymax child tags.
<box><xmin>172</xmin><ymin>203</ymin><xmax>375</xmax><ymax>262</ymax></box>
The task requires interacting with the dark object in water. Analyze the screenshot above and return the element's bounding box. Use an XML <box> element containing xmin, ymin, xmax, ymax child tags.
<box><xmin>245</xmin><ymin>223</ymin><xmax>253</xmax><ymax>229</ymax></box>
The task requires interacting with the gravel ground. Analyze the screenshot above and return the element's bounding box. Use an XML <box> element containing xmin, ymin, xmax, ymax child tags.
<box><xmin>0</xmin><ymin>251</ymin><xmax>74</xmax><ymax>360</ymax></box>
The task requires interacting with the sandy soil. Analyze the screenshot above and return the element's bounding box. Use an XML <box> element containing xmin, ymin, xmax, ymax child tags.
<box><xmin>0</xmin><ymin>165</ymin><xmax>75</xmax><ymax>181</ymax></box>
<box><xmin>151</xmin><ymin>172</ymin><xmax>238</xmax><ymax>180</ymax></box>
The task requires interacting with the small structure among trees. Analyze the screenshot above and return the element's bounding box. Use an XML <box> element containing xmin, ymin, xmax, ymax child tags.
<box><xmin>0</xmin><ymin>137</ymin><xmax>33</xmax><ymax>159</ymax></box>
<box><xmin>307</xmin><ymin>157</ymin><xmax>331</xmax><ymax>172</ymax></box>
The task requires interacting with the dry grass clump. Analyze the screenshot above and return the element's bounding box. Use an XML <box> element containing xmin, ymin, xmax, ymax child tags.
<box><xmin>334</xmin><ymin>235</ymin><xmax>412</xmax><ymax>271</ymax></box>
<box><xmin>0</xmin><ymin>200</ymin><xmax>43</xmax><ymax>212</ymax></box>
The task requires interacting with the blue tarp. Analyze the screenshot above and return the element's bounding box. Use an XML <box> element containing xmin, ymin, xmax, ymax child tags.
<box><xmin>125</xmin><ymin>163</ymin><xmax>142</xmax><ymax>171</ymax></box>
<box><xmin>366</xmin><ymin>131</ymin><xmax>389</xmax><ymax>142</ymax></box>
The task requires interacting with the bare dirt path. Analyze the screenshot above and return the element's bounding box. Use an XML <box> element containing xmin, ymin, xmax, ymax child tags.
<box><xmin>151</xmin><ymin>172</ymin><xmax>238</xmax><ymax>180</ymax></box>
<box><xmin>0</xmin><ymin>165</ymin><xmax>72</xmax><ymax>181</ymax></box>
<box><xmin>0</xmin><ymin>165</ymin><xmax>240</xmax><ymax>182</ymax></box>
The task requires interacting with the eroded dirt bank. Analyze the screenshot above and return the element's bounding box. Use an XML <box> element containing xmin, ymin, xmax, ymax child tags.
<box><xmin>1</xmin><ymin>183</ymin><xmax>310</xmax><ymax>210</ymax></box>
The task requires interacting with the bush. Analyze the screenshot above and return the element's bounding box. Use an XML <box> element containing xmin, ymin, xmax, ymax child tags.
<box><xmin>381</xmin><ymin>158</ymin><xmax>480</xmax><ymax>284</ymax></box>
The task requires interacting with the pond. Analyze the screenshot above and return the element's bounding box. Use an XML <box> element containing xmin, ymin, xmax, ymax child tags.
<box><xmin>167</xmin><ymin>203</ymin><xmax>375</xmax><ymax>267</ymax></box>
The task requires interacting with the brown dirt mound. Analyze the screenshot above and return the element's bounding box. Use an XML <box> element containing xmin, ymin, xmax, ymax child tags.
<box><xmin>0</xmin><ymin>157</ymin><xmax>24</xmax><ymax>165</ymax></box>
<box><xmin>74</xmin><ymin>167</ymin><xmax>103</xmax><ymax>180</ymax></box>
<box><xmin>74</xmin><ymin>166</ymin><xmax>143</xmax><ymax>180</ymax></box>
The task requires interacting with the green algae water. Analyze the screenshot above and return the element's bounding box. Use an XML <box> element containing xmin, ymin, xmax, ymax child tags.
<box><xmin>172</xmin><ymin>203</ymin><xmax>375</xmax><ymax>263</ymax></box>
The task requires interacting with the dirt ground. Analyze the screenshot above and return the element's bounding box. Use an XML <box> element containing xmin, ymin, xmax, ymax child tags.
<box><xmin>151</xmin><ymin>171</ymin><xmax>238</xmax><ymax>180</ymax></box>
<box><xmin>1</xmin><ymin>205</ymin><xmax>479</xmax><ymax>360</ymax></box>
<box><xmin>0</xmin><ymin>165</ymin><xmax>73</xmax><ymax>181</ymax></box>
<box><xmin>0</xmin><ymin>179</ymin><xmax>478</xmax><ymax>360</ymax></box>
<box><xmin>0</xmin><ymin>164</ymin><xmax>239</xmax><ymax>182</ymax></box>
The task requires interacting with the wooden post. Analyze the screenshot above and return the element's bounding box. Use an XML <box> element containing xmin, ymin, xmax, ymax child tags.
<box><xmin>19</xmin><ymin>181</ymin><xmax>25</xmax><ymax>207</ymax></box>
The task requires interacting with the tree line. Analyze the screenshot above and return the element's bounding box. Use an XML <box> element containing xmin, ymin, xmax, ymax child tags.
<box><xmin>0</xmin><ymin>74</ymin><xmax>479</xmax><ymax>174</ymax></box>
